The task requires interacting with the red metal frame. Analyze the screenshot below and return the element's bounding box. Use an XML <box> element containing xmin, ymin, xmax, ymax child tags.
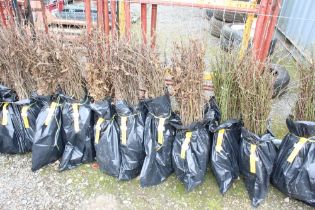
<box><xmin>85</xmin><ymin>0</ymin><xmax>92</xmax><ymax>34</ymax></box>
<box><xmin>150</xmin><ymin>4</ymin><xmax>157</xmax><ymax>48</ymax></box>
<box><xmin>82</xmin><ymin>0</ymin><xmax>280</xmax><ymax>62</ymax></box>
<box><xmin>141</xmin><ymin>3</ymin><xmax>147</xmax><ymax>44</ymax></box>
<box><xmin>104</xmin><ymin>0</ymin><xmax>110</xmax><ymax>35</ymax></box>
<box><xmin>110</xmin><ymin>0</ymin><xmax>116</xmax><ymax>34</ymax></box>
<box><xmin>0</xmin><ymin>2</ymin><xmax>6</xmax><ymax>26</ymax></box>
<box><xmin>125</xmin><ymin>0</ymin><xmax>131</xmax><ymax>40</ymax></box>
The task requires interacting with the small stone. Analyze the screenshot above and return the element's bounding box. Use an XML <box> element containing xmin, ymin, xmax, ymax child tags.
<box><xmin>284</xmin><ymin>197</ymin><xmax>290</xmax><ymax>203</ymax></box>
<box><xmin>66</xmin><ymin>179</ymin><xmax>73</xmax><ymax>185</ymax></box>
<box><xmin>37</xmin><ymin>182</ymin><xmax>43</xmax><ymax>187</ymax></box>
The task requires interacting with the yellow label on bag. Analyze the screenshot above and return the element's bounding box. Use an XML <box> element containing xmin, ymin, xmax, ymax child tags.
<box><xmin>95</xmin><ymin>118</ymin><xmax>105</xmax><ymax>144</ymax></box>
<box><xmin>250</xmin><ymin>144</ymin><xmax>257</xmax><ymax>174</ymax></box>
<box><xmin>158</xmin><ymin>118</ymin><xmax>166</xmax><ymax>145</ymax></box>
<box><xmin>287</xmin><ymin>137</ymin><xmax>308</xmax><ymax>163</ymax></box>
<box><xmin>72</xmin><ymin>103</ymin><xmax>80</xmax><ymax>133</ymax></box>
<box><xmin>2</xmin><ymin>103</ymin><xmax>9</xmax><ymax>126</ymax></box>
<box><xmin>215</xmin><ymin>129</ymin><xmax>225</xmax><ymax>152</ymax></box>
<box><xmin>180</xmin><ymin>132</ymin><xmax>193</xmax><ymax>159</ymax></box>
<box><xmin>120</xmin><ymin>116</ymin><xmax>128</xmax><ymax>145</ymax></box>
<box><xmin>21</xmin><ymin>106</ymin><xmax>30</xmax><ymax>128</ymax></box>
<box><xmin>45</xmin><ymin>102</ymin><xmax>57</xmax><ymax>126</ymax></box>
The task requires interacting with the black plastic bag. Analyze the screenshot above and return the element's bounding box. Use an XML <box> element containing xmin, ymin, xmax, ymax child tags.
<box><xmin>91</xmin><ymin>99</ymin><xmax>121</xmax><ymax>177</ymax></box>
<box><xmin>172</xmin><ymin>122</ymin><xmax>210</xmax><ymax>191</ymax></box>
<box><xmin>140</xmin><ymin>94</ymin><xmax>176</xmax><ymax>187</ymax></box>
<box><xmin>171</xmin><ymin>98</ymin><xmax>220</xmax><ymax>191</ymax></box>
<box><xmin>59</xmin><ymin>97</ymin><xmax>95</xmax><ymax>171</ymax></box>
<box><xmin>32</xmin><ymin>96</ymin><xmax>64</xmax><ymax>171</ymax></box>
<box><xmin>240</xmin><ymin>128</ymin><xmax>277</xmax><ymax>207</ymax></box>
<box><xmin>0</xmin><ymin>86</ymin><xmax>42</xmax><ymax>154</ymax></box>
<box><xmin>0</xmin><ymin>85</ymin><xmax>17</xmax><ymax>102</ymax></box>
<box><xmin>15</xmin><ymin>97</ymin><xmax>43</xmax><ymax>152</ymax></box>
<box><xmin>211</xmin><ymin>119</ymin><xmax>242</xmax><ymax>194</ymax></box>
<box><xmin>115</xmin><ymin>100</ymin><xmax>145</xmax><ymax>181</ymax></box>
<box><xmin>272</xmin><ymin>118</ymin><xmax>315</xmax><ymax>206</ymax></box>
<box><xmin>0</xmin><ymin>101</ymin><xmax>24</xmax><ymax>154</ymax></box>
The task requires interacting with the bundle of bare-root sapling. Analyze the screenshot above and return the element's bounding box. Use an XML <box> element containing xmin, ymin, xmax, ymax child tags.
<box><xmin>0</xmin><ymin>28</ymin><xmax>43</xmax><ymax>154</ymax></box>
<box><xmin>210</xmin><ymin>50</ymin><xmax>243</xmax><ymax>194</ymax></box>
<box><xmin>85</xmin><ymin>33</ymin><xmax>121</xmax><ymax>177</ymax></box>
<box><xmin>93</xmin><ymin>38</ymin><xmax>146</xmax><ymax>180</ymax></box>
<box><xmin>236</xmin><ymin>53</ymin><xmax>277</xmax><ymax>207</ymax></box>
<box><xmin>170</xmin><ymin>40</ymin><xmax>216</xmax><ymax>191</ymax></box>
<box><xmin>32</xmin><ymin>34</ymin><xmax>93</xmax><ymax>172</ymax></box>
<box><xmin>272</xmin><ymin>59</ymin><xmax>315</xmax><ymax>206</ymax></box>
<box><xmin>138</xmin><ymin>45</ymin><xmax>175</xmax><ymax>187</ymax></box>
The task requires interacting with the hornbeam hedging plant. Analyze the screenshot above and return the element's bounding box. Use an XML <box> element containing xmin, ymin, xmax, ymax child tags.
<box><xmin>0</xmin><ymin>27</ymin><xmax>86</xmax><ymax>99</ymax></box>
<box><xmin>171</xmin><ymin>39</ymin><xmax>205</xmax><ymax>126</ymax></box>
<box><xmin>294</xmin><ymin>59</ymin><xmax>315</xmax><ymax>121</ymax></box>
<box><xmin>236</xmin><ymin>53</ymin><xmax>273</xmax><ymax>135</ymax></box>
<box><xmin>211</xmin><ymin>49</ymin><xmax>241</xmax><ymax>122</ymax></box>
<box><xmin>0</xmin><ymin>28</ymin><xmax>37</xmax><ymax>98</ymax></box>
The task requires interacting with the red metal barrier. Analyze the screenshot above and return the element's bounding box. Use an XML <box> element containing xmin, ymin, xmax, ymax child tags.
<box><xmin>104</xmin><ymin>0</ymin><xmax>110</xmax><ymax>35</ymax></box>
<box><xmin>141</xmin><ymin>3</ymin><xmax>147</xmax><ymax>44</ymax></box>
<box><xmin>110</xmin><ymin>0</ymin><xmax>117</xmax><ymax>34</ymax></box>
<box><xmin>150</xmin><ymin>4</ymin><xmax>157</xmax><ymax>48</ymax></box>
<box><xmin>85</xmin><ymin>0</ymin><xmax>92</xmax><ymax>34</ymax></box>
<box><xmin>0</xmin><ymin>1</ymin><xmax>6</xmax><ymax>26</ymax></box>
<box><xmin>85</xmin><ymin>0</ymin><xmax>279</xmax><ymax>62</ymax></box>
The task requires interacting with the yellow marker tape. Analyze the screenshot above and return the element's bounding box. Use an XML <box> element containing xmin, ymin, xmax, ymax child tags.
<box><xmin>180</xmin><ymin>132</ymin><xmax>193</xmax><ymax>159</ymax></box>
<box><xmin>158</xmin><ymin>118</ymin><xmax>166</xmax><ymax>145</ymax></box>
<box><xmin>45</xmin><ymin>102</ymin><xmax>57</xmax><ymax>126</ymax></box>
<box><xmin>250</xmin><ymin>144</ymin><xmax>257</xmax><ymax>174</ymax></box>
<box><xmin>2</xmin><ymin>103</ymin><xmax>9</xmax><ymax>126</ymax></box>
<box><xmin>215</xmin><ymin>129</ymin><xmax>225</xmax><ymax>152</ymax></box>
<box><xmin>95</xmin><ymin>118</ymin><xmax>105</xmax><ymax>144</ymax></box>
<box><xmin>72</xmin><ymin>103</ymin><xmax>80</xmax><ymax>133</ymax></box>
<box><xmin>287</xmin><ymin>137</ymin><xmax>308</xmax><ymax>163</ymax></box>
<box><xmin>204</xmin><ymin>72</ymin><xmax>212</xmax><ymax>81</ymax></box>
<box><xmin>21</xmin><ymin>106</ymin><xmax>30</xmax><ymax>128</ymax></box>
<box><xmin>120</xmin><ymin>116</ymin><xmax>128</xmax><ymax>145</ymax></box>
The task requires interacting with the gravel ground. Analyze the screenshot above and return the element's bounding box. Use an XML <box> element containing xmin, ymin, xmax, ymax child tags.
<box><xmin>0</xmin><ymin>153</ymin><xmax>313</xmax><ymax>210</ymax></box>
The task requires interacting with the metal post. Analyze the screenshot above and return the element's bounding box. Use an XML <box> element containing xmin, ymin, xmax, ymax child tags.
<box><xmin>104</xmin><ymin>0</ymin><xmax>110</xmax><ymax>35</ymax></box>
<box><xmin>85</xmin><ymin>0</ymin><xmax>92</xmax><ymax>34</ymax></box>
<box><xmin>110</xmin><ymin>0</ymin><xmax>116</xmax><ymax>34</ymax></box>
<box><xmin>253</xmin><ymin>0</ymin><xmax>269</xmax><ymax>58</ymax></box>
<box><xmin>150</xmin><ymin>4</ymin><xmax>157</xmax><ymax>48</ymax></box>
<box><xmin>0</xmin><ymin>2</ymin><xmax>6</xmax><ymax>26</ymax></box>
<box><xmin>258</xmin><ymin>0</ymin><xmax>281</xmax><ymax>61</ymax></box>
<box><xmin>125</xmin><ymin>0</ymin><xmax>131</xmax><ymax>40</ymax></box>
<box><xmin>141</xmin><ymin>3</ymin><xmax>147</xmax><ymax>44</ymax></box>
<box><xmin>118</xmin><ymin>0</ymin><xmax>125</xmax><ymax>37</ymax></box>
<box><xmin>39</xmin><ymin>0</ymin><xmax>49</xmax><ymax>33</ymax></box>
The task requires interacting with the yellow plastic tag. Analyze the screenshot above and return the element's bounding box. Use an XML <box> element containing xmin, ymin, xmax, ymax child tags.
<box><xmin>250</xmin><ymin>144</ymin><xmax>257</xmax><ymax>174</ymax></box>
<box><xmin>2</xmin><ymin>103</ymin><xmax>9</xmax><ymax>126</ymax></box>
<box><xmin>158</xmin><ymin>118</ymin><xmax>166</xmax><ymax>145</ymax></box>
<box><xmin>204</xmin><ymin>72</ymin><xmax>212</xmax><ymax>81</ymax></box>
<box><xmin>45</xmin><ymin>102</ymin><xmax>57</xmax><ymax>126</ymax></box>
<box><xmin>21</xmin><ymin>106</ymin><xmax>30</xmax><ymax>128</ymax></box>
<box><xmin>287</xmin><ymin>137</ymin><xmax>308</xmax><ymax>163</ymax></box>
<box><xmin>215</xmin><ymin>129</ymin><xmax>225</xmax><ymax>152</ymax></box>
<box><xmin>72</xmin><ymin>103</ymin><xmax>80</xmax><ymax>133</ymax></box>
<box><xmin>120</xmin><ymin>116</ymin><xmax>128</xmax><ymax>145</ymax></box>
<box><xmin>180</xmin><ymin>132</ymin><xmax>193</xmax><ymax>159</ymax></box>
<box><xmin>95</xmin><ymin>118</ymin><xmax>105</xmax><ymax>144</ymax></box>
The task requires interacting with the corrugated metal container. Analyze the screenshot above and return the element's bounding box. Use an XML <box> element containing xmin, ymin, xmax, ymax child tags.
<box><xmin>277</xmin><ymin>0</ymin><xmax>315</xmax><ymax>58</ymax></box>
